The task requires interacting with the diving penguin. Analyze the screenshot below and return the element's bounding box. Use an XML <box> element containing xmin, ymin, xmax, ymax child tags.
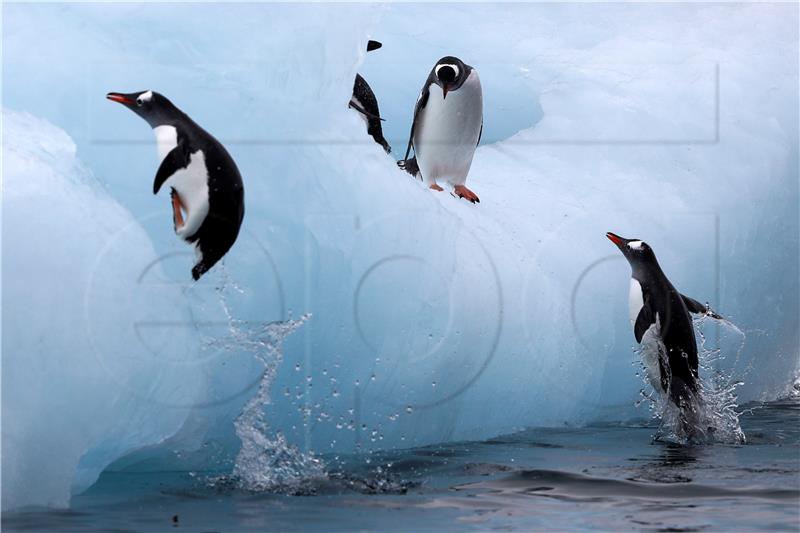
<box><xmin>398</xmin><ymin>56</ymin><xmax>483</xmax><ymax>203</ymax></box>
<box><xmin>107</xmin><ymin>90</ymin><xmax>244</xmax><ymax>280</ymax></box>
<box><xmin>350</xmin><ymin>40</ymin><xmax>391</xmax><ymax>153</ymax></box>
<box><xmin>606</xmin><ymin>232</ymin><xmax>722</xmax><ymax>432</ymax></box>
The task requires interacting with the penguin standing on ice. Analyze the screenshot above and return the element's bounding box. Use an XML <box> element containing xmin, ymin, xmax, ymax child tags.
<box><xmin>107</xmin><ymin>90</ymin><xmax>244</xmax><ymax>280</ymax></box>
<box><xmin>398</xmin><ymin>56</ymin><xmax>483</xmax><ymax>203</ymax></box>
<box><xmin>606</xmin><ymin>232</ymin><xmax>722</xmax><ymax>433</ymax></box>
<box><xmin>350</xmin><ymin>40</ymin><xmax>391</xmax><ymax>153</ymax></box>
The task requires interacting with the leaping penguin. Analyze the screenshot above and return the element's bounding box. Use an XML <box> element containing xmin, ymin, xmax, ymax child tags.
<box><xmin>607</xmin><ymin>232</ymin><xmax>722</xmax><ymax>434</ymax></box>
<box><xmin>398</xmin><ymin>56</ymin><xmax>483</xmax><ymax>203</ymax></box>
<box><xmin>350</xmin><ymin>40</ymin><xmax>391</xmax><ymax>153</ymax></box>
<box><xmin>107</xmin><ymin>90</ymin><xmax>245</xmax><ymax>280</ymax></box>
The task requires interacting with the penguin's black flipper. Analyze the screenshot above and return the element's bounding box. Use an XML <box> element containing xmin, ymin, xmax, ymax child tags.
<box><xmin>634</xmin><ymin>299</ymin><xmax>656</xmax><ymax>343</ymax></box>
<box><xmin>681</xmin><ymin>294</ymin><xmax>723</xmax><ymax>320</ymax></box>
<box><xmin>349</xmin><ymin>100</ymin><xmax>385</xmax><ymax>122</ymax></box>
<box><xmin>153</xmin><ymin>144</ymin><xmax>190</xmax><ymax>194</ymax></box>
<box><xmin>402</xmin><ymin>82</ymin><xmax>432</xmax><ymax>162</ymax></box>
<box><xmin>367</xmin><ymin>40</ymin><xmax>382</xmax><ymax>52</ymax></box>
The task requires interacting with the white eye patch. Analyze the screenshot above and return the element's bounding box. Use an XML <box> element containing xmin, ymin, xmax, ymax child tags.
<box><xmin>139</xmin><ymin>90</ymin><xmax>154</xmax><ymax>102</ymax></box>
<box><xmin>435</xmin><ymin>64</ymin><xmax>459</xmax><ymax>78</ymax></box>
<box><xmin>628</xmin><ymin>240</ymin><xmax>644</xmax><ymax>250</ymax></box>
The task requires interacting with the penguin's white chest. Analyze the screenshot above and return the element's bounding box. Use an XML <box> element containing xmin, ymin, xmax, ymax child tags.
<box><xmin>639</xmin><ymin>317</ymin><xmax>665</xmax><ymax>393</ymax></box>
<box><xmin>152</xmin><ymin>125</ymin><xmax>210</xmax><ymax>241</ymax></box>
<box><xmin>629</xmin><ymin>278</ymin><xmax>663</xmax><ymax>392</ymax></box>
<box><xmin>629</xmin><ymin>278</ymin><xmax>644</xmax><ymax>326</ymax></box>
<box><xmin>154</xmin><ymin>125</ymin><xmax>178</xmax><ymax>161</ymax></box>
<box><xmin>414</xmin><ymin>70</ymin><xmax>482</xmax><ymax>186</ymax></box>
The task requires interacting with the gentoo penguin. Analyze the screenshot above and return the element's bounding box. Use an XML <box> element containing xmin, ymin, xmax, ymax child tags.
<box><xmin>607</xmin><ymin>232</ymin><xmax>722</xmax><ymax>430</ymax></box>
<box><xmin>107</xmin><ymin>90</ymin><xmax>244</xmax><ymax>280</ymax></box>
<box><xmin>398</xmin><ymin>56</ymin><xmax>483</xmax><ymax>203</ymax></box>
<box><xmin>350</xmin><ymin>40</ymin><xmax>391</xmax><ymax>153</ymax></box>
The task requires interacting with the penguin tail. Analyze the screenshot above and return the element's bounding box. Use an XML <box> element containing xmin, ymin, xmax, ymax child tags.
<box><xmin>191</xmin><ymin>261</ymin><xmax>209</xmax><ymax>281</ymax></box>
<box><xmin>670</xmin><ymin>378</ymin><xmax>707</xmax><ymax>443</ymax></box>
<box><xmin>398</xmin><ymin>157</ymin><xmax>420</xmax><ymax>178</ymax></box>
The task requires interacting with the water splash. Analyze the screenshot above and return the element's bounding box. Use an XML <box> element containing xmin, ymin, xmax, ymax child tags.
<box><xmin>204</xmin><ymin>270</ymin><xmax>325</xmax><ymax>492</ymax></box>
<box><xmin>791</xmin><ymin>376</ymin><xmax>800</xmax><ymax>399</ymax></box>
<box><xmin>637</xmin><ymin>315</ymin><xmax>747</xmax><ymax>445</ymax></box>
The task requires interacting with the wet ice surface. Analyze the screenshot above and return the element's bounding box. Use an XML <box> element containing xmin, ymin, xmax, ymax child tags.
<box><xmin>5</xmin><ymin>398</ymin><xmax>798</xmax><ymax>532</ymax></box>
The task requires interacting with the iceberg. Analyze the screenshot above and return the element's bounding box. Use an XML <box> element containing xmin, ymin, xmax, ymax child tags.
<box><xmin>1</xmin><ymin>110</ymin><xmax>208</xmax><ymax>509</ymax></box>
<box><xmin>2</xmin><ymin>1</ymin><xmax>797</xmax><ymax>510</ymax></box>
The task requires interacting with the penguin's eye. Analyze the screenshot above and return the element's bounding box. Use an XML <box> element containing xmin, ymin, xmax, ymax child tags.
<box><xmin>136</xmin><ymin>97</ymin><xmax>144</xmax><ymax>107</ymax></box>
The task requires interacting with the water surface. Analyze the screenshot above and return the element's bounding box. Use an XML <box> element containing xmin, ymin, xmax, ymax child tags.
<box><xmin>5</xmin><ymin>398</ymin><xmax>798</xmax><ymax>532</ymax></box>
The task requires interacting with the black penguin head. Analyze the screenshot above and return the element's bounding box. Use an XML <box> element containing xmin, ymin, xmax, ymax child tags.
<box><xmin>606</xmin><ymin>232</ymin><xmax>658</xmax><ymax>270</ymax></box>
<box><xmin>433</xmin><ymin>56</ymin><xmax>471</xmax><ymax>99</ymax></box>
<box><xmin>106</xmin><ymin>90</ymin><xmax>180</xmax><ymax>128</ymax></box>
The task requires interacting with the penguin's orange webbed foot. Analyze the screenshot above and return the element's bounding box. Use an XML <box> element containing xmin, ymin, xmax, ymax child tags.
<box><xmin>454</xmin><ymin>185</ymin><xmax>480</xmax><ymax>204</ymax></box>
<box><xmin>171</xmin><ymin>189</ymin><xmax>185</xmax><ymax>231</ymax></box>
<box><xmin>429</xmin><ymin>183</ymin><xmax>444</xmax><ymax>192</ymax></box>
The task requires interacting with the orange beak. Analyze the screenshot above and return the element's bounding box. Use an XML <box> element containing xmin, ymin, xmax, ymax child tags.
<box><xmin>106</xmin><ymin>93</ymin><xmax>134</xmax><ymax>105</ymax></box>
<box><xmin>606</xmin><ymin>232</ymin><xmax>625</xmax><ymax>247</ymax></box>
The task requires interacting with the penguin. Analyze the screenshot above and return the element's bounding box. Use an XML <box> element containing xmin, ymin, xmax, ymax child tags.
<box><xmin>350</xmin><ymin>40</ymin><xmax>391</xmax><ymax>153</ymax></box>
<box><xmin>107</xmin><ymin>90</ymin><xmax>244</xmax><ymax>280</ymax></box>
<box><xmin>606</xmin><ymin>232</ymin><xmax>722</xmax><ymax>432</ymax></box>
<box><xmin>397</xmin><ymin>56</ymin><xmax>483</xmax><ymax>203</ymax></box>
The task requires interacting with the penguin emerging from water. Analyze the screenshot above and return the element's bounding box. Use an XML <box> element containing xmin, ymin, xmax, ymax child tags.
<box><xmin>606</xmin><ymin>232</ymin><xmax>722</xmax><ymax>430</ymax></box>
<box><xmin>107</xmin><ymin>90</ymin><xmax>244</xmax><ymax>280</ymax></box>
<box><xmin>350</xmin><ymin>40</ymin><xmax>391</xmax><ymax>153</ymax></box>
<box><xmin>398</xmin><ymin>56</ymin><xmax>483</xmax><ymax>203</ymax></box>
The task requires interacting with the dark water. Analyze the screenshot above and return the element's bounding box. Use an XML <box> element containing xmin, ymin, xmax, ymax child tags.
<box><xmin>5</xmin><ymin>399</ymin><xmax>799</xmax><ymax>532</ymax></box>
